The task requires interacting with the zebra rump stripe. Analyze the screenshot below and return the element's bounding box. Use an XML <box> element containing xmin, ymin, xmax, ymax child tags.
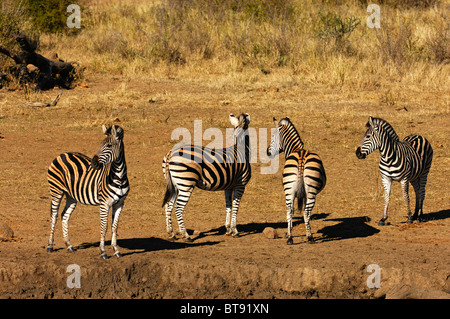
<box><xmin>267</xmin><ymin>117</ymin><xmax>326</xmax><ymax>245</ymax></box>
<box><xmin>47</xmin><ymin>124</ymin><xmax>129</xmax><ymax>259</ymax></box>
<box><xmin>162</xmin><ymin>113</ymin><xmax>251</xmax><ymax>241</ymax></box>
<box><xmin>356</xmin><ymin>116</ymin><xmax>433</xmax><ymax>225</ymax></box>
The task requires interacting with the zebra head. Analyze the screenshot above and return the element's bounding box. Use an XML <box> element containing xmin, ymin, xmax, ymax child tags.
<box><xmin>356</xmin><ymin>116</ymin><xmax>381</xmax><ymax>159</ymax></box>
<box><xmin>229</xmin><ymin>113</ymin><xmax>250</xmax><ymax>144</ymax></box>
<box><xmin>267</xmin><ymin>117</ymin><xmax>303</xmax><ymax>157</ymax></box>
<box><xmin>267</xmin><ymin>117</ymin><xmax>282</xmax><ymax>157</ymax></box>
<box><xmin>91</xmin><ymin>124</ymin><xmax>124</xmax><ymax>169</ymax></box>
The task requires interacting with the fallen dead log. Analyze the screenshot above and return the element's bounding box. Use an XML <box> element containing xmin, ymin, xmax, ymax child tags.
<box><xmin>21</xmin><ymin>90</ymin><xmax>63</xmax><ymax>107</ymax></box>
<box><xmin>0</xmin><ymin>34</ymin><xmax>76</xmax><ymax>90</ymax></box>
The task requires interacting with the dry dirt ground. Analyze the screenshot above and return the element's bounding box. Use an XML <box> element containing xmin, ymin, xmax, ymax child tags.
<box><xmin>0</xmin><ymin>73</ymin><xmax>448</xmax><ymax>299</ymax></box>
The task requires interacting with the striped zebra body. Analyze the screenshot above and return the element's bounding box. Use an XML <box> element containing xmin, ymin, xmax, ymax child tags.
<box><xmin>47</xmin><ymin>125</ymin><xmax>129</xmax><ymax>258</ymax></box>
<box><xmin>162</xmin><ymin>113</ymin><xmax>251</xmax><ymax>241</ymax></box>
<box><xmin>356</xmin><ymin>116</ymin><xmax>433</xmax><ymax>225</ymax></box>
<box><xmin>267</xmin><ymin>117</ymin><xmax>326</xmax><ymax>245</ymax></box>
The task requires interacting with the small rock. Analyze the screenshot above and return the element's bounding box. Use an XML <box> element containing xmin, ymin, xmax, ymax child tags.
<box><xmin>0</xmin><ymin>221</ymin><xmax>14</xmax><ymax>241</ymax></box>
<box><xmin>263</xmin><ymin>227</ymin><xmax>279</xmax><ymax>239</ymax></box>
<box><xmin>26</xmin><ymin>64</ymin><xmax>39</xmax><ymax>73</ymax></box>
<box><xmin>77</xmin><ymin>80</ymin><xmax>89</xmax><ymax>88</ymax></box>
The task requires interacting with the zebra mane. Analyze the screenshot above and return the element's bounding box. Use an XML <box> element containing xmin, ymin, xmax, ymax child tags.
<box><xmin>368</xmin><ymin>117</ymin><xmax>399</xmax><ymax>141</ymax></box>
<box><xmin>279</xmin><ymin>117</ymin><xmax>303</xmax><ymax>142</ymax></box>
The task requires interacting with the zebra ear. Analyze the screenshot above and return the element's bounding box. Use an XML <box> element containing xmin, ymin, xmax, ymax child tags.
<box><xmin>368</xmin><ymin>116</ymin><xmax>374</xmax><ymax>127</ymax></box>
<box><xmin>245</xmin><ymin>113</ymin><xmax>250</xmax><ymax>123</ymax></box>
<box><xmin>102</xmin><ymin>124</ymin><xmax>108</xmax><ymax>134</ymax></box>
<box><xmin>273</xmin><ymin>117</ymin><xmax>278</xmax><ymax>127</ymax></box>
<box><xmin>229</xmin><ymin>113</ymin><xmax>239</xmax><ymax>127</ymax></box>
<box><xmin>110</xmin><ymin>125</ymin><xmax>117</xmax><ymax>138</ymax></box>
<box><xmin>113</xmin><ymin>126</ymin><xmax>124</xmax><ymax>140</ymax></box>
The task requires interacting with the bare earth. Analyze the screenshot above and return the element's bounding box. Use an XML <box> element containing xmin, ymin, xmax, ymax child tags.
<box><xmin>0</xmin><ymin>74</ymin><xmax>448</xmax><ymax>299</ymax></box>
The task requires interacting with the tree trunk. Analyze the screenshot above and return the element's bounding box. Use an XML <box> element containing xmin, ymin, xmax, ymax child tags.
<box><xmin>0</xmin><ymin>34</ymin><xmax>75</xmax><ymax>90</ymax></box>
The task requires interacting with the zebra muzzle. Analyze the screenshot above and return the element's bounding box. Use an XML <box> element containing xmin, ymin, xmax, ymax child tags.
<box><xmin>355</xmin><ymin>147</ymin><xmax>366</xmax><ymax>159</ymax></box>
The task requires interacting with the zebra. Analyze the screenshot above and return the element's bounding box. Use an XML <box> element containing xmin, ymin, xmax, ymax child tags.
<box><xmin>267</xmin><ymin>117</ymin><xmax>326</xmax><ymax>245</ymax></box>
<box><xmin>47</xmin><ymin>124</ymin><xmax>129</xmax><ymax>259</ymax></box>
<box><xmin>356</xmin><ymin>116</ymin><xmax>433</xmax><ymax>226</ymax></box>
<box><xmin>162</xmin><ymin>113</ymin><xmax>251</xmax><ymax>242</ymax></box>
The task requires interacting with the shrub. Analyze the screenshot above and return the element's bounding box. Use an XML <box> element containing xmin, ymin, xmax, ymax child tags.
<box><xmin>25</xmin><ymin>0</ymin><xmax>82</xmax><ymax>34</ymax></box>
<box><xmin>375</xmin><ymin>21</ymin><xmax>416</xmax><ymax>69</ymax></box>
<box><xmin>314</xmin><ymin>11</ymin><xmax>361</xmax><ymax>53</ymax></box>
<box><xmin>426</xmin><ymin>22</ymin><xmax>450</xmax><ymax>64</ymax></box>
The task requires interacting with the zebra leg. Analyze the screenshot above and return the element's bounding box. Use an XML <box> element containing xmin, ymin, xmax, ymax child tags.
<box><xmin>229</xmin><ymin>186</ymin><xmax>245</xmax><ymax>237</ymax></box>
<box><xmin>165</xmin><ymin>193</ymin><xmax>177</xmax><ymax>240</ymax></box>
<box><xmin>174</xmin><ymin>187</ymin><xmax>194</xmax><ymax>242</ymax></box>
<box><xmin>47</xmin><ymin>192</ymin><xmax>63</xmax><ymax>252</ymax></box>
<box><xmin>379</xmin><ymin>175</ymin><xmax>392</xmax><ymax>226</ymax></box>
<box><xmin>303</xmin><ymin>196</ymin><xmax>316</xmax><ymax>243</ymax></box>
<box><xmin>411</xmin><ymin>179</ymin><xmax>422</xmax><ymax>222</ymax></box>
<box><xmin>285</xmin><ymin>199</ymin><xmax>294</xmax><ymax>245</ymax></box>
<box><xmin>401</xmin><ymin>179</ymin><xmax>413</xmax><ymax>224</ymax></box>
<box><xmin>111</xmin><ymin>199</ymin><xmax>125</xmax><ymax>258</ymax></box>
<box><xmin>61</xmin><ymin>196</ymin><xmax>77</xmax><ymax>252</ymax></box>
<box><xmin>224</xmin><ymin>189</ymin><xmax>233</xmax><ymax>235</ymax></box>
<box><xmin>417</xmin><ymin>174</ymin><xmax>429</xmax><ymax>222</ymax></box>
<box><xmin>99</xmin><ymin>203</ymin><xmax>110</xmax><ymax>259</ymax></box>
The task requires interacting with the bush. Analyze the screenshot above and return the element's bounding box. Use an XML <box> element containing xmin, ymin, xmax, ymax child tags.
<box><xmin>25</xmin><ymin>0</ymin><xmax>81</xmax><ymax>34</ymax></box>
<box><xmin>375</xmin><ymin>21</ymin><xmax>416</xmax><ymax>69</ymax></box>
<box><xmin>314</xmin><ymin>11</ymin><xmax>361</xmax><ymax>49</ymax></box>
<box><xmin>0</xmin><ymin>0</ymin><xmax>29</xmax><ymax>47</ymax></box>
<box><xmin>426</xmin><ymin>22</ymin><xmax>450</xmax><ymax>64</ymax></box>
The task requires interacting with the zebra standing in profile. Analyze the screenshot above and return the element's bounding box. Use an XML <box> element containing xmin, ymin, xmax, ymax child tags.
<box><xmin>267</xmin><ymin>117</ymin><xmax>326</xmax><ymax>245</ymax></box>
<box><xmin>47</xmin><ymin>124</ymin><xmax>129</xmax><ymax>259</ymax></box>
<box><xmin>356</xmin><ymin>116</ymin><xmax>433</xmax><ymax>225</ymax></box>
<box><xmin>162</xmin><ymin>113</ymin><xmax>251</xmax><ymax>242</ymax></box>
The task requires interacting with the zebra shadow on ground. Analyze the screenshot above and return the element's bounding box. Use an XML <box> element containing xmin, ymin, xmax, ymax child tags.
<box><xmin>77</xmin><ymin>237</ymin><xmax>221</xmax><ymax>257</ymax></box>
<box><xmin>315</xmin><ymin>209</ymin><xmax>449</xmax><ymax>243</ymax></box>
<box><xmin>423</xmin><ymin>209</ymin><xmax>450</xmax><ymax>221</ymax></box>
<box><xmin>316</xmin><ymin>216</ymin><xmax>380</xmax><ymax>243</ymax></box>
<box><xmin>196</xmin><ymin>213</ymin><xmax>330</xmax><ymax>240</ymax></box>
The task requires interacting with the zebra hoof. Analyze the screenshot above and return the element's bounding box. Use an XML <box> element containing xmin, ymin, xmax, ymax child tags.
<box><xmin>286</xmin><ymin>238</ymin><xmax>293</xmax><ymax>245</ymax></box>
<box><xmin>231</xmin><ymin>232</ymin><xmax>240</xmax><ymax>238</ymax></box>
<box><xmin>307</xmin><ymin>237</ymin><xmax>315</xmax><ymax>244</ymax></box>
<box><xmin>67</xmin><ymin>246</ymin><xmax>75</xmax><ymax>253</ymax></box>
<box><xmin>46</xmin><ymin>247</ymin><xmax>53</xmax><ymax>253</ymax></box>
<box><xmin>183</xmin><ymin>237</ymin><xmax>193</xmax><ymax>243</ymax></box>
<box><xmin>114</xmin><ymin>252</ymin><xmax>123</xmax><ymax>258</ymax></box>
<box><xmin>100</xmin><ymin>253</ymin><xmax>108</xmax><ymax>260</ymax></box>
<box><xmin>378</xmin><ymin>220</ymin><xmax>386</xmax><ymax>226</ymax></box>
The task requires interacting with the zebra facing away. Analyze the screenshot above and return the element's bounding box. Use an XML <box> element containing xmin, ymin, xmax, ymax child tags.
<box><xmin>47</xmin><ymin>125</ymin><xmax>129</xmax><ymax>259</ymax></box>
<box><xmin>356</xmin><ymin>116</ymin><xmax>433</xmax><ymax>226</ymax></box>
<box><xmin>162</xmin><ymin>113</ymin><xmax>251</xmax><ymax>242</ymax></box>
<box><xmin>267</xmin><ymin>117</ymin><xmax>326</xmax><ymax>245</ymax></box>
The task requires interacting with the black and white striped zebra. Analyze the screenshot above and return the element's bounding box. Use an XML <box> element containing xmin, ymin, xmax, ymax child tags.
<box><xmin>47</xmin><ymin>125</ymin><xmax>129</xmax><ymax>259</ymax></box>
<box><xmin>162</xmin><ymin>113</ymin><xmax>251</xmax><ymax>242</ymax></box>
<box><xmin>356</xmin><ymin>116</ymin><xmax>433</xmax><ymax>225</ymax></box>
<box><xmin>267</xmin><ymin>117</ymin><xmax>326</xmax><ymax>245</ymax></box>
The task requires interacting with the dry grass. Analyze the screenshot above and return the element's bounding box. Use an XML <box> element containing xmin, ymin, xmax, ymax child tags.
<box><xmin>1</xmin><ymin>0</ymin><xmax>445</xmax><ymax>92</ymax></box>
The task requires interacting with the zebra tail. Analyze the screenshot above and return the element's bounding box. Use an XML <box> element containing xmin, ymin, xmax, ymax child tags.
<box><xmin>297</xmin><ymin>167</ymin><xmax>305</xmax><ymax>213</ymax></box>
<box><xmin>162</xmin><ymin>151</ymin><xmax>175</xmax><ymax>208</ymax></box>
<box><xmin>297</xmin><ymin>193</ymin><xmax>304</xmax><ymax>213</ymax></box>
